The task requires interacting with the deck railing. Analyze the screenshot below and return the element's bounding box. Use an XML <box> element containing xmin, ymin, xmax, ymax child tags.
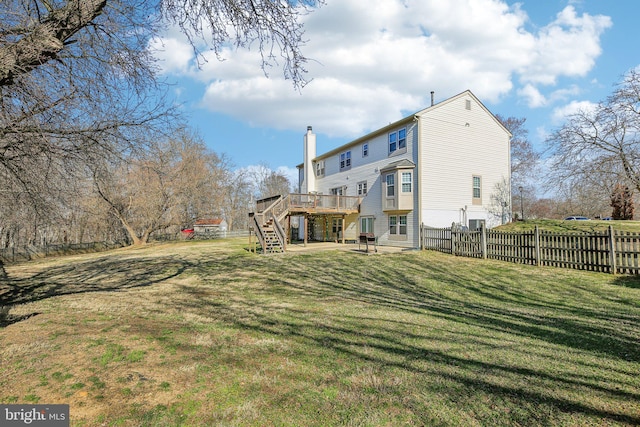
<box><xmin>250</xmin><ymin>193</ymin><xmax>362</xmax><ymax>253</ymax></box>
<box><xmin>255</xmin><ymin>195</ymin><xmax>282</xmax><ymax>214</ymax></box>
<box><xmin>288</xmin><ymin>193</ymin><xmax>361</xmax><ymax>212</ymax></box>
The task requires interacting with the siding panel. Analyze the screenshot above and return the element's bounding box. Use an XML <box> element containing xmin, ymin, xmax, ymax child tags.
<box><xmin>420</xmin><ymin>93</ymin><xmax>510</xmax><ymax>228</ymax></box>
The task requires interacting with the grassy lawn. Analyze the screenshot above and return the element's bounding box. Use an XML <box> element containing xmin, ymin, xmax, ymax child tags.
<box><xmin>1</xmin><ymin>239</ymin><xmax>639</xmax><ymax>426</ymax></box>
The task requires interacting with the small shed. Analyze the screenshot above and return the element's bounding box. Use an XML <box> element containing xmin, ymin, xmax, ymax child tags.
<box><xmin>193</xmin><ymin>218</ymin><xmax>228</xmax><ymax>236</ymax></box>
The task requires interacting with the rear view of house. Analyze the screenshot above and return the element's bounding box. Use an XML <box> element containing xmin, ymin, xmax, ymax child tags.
<box><xmin>251</xmin><ymin>90</ymin><xmax>511</xmax><ymax>252</ymax></box>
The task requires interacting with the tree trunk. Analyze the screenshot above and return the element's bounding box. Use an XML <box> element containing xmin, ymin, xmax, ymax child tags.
<box><xmin>0</xmin><ymin>260</ymin><xmax>7</xmax><ymax>280</ymax></box>
<box><xmin>0</xmin><ymin>0</ymin><xmax>107</xmax><ymax>86</ymax></box>
<box><xmin>121</xmin><ymin>221</ymin><xmax>144</xmax><ymax>246</ymax></box>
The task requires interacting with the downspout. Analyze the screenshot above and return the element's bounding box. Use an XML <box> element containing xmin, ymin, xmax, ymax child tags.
<box><xmin>508</xmin><ymin>133</ymin><xmax>513</xmax><ymax>222</ymax></box>
<box><xmin>415</xmin><ymin>114</ymin><xmax>422</xmax><ymax>249</ymax></box>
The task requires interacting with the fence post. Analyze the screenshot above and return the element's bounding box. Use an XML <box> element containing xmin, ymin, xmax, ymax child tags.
<box><xmin>608</xmin><ymin>225</ymin><xmax>617</xmax><ymax>274</ymax></box>
<box><xmin>480</xmin><ymin>225</ymin><xmax>487</xmax><ymax>259</ymax></box>
<box><xmin>450</xmin><ymin>222</ymin><xmax>456</xmax><ymax>256</ymax></box>
<box><xmin>534</xmin><ymin>225</ymin><xmax>541</xmax><ymax>266</ymax></box>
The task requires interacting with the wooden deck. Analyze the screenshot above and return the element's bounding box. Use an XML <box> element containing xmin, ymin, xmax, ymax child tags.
<box><xmin>255</xmin><ymin>193</ymin><xmax>361</xmax><ymax>216</ymax></box>
<box><xmin>286</xmin><ymin>193</ymin><xmax>361</xmax><ymax>216</ymax></box>
<box><xmin>251</xmin><ymin>193</ymin><xmax>363</xmax><ymax>252</ymax></box>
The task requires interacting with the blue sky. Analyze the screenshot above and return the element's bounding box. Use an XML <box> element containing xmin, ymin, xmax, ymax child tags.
<box><xmin>151</xmin><ymin>0</ymin><xmax>639</xmax><ymax>183</ymax></box>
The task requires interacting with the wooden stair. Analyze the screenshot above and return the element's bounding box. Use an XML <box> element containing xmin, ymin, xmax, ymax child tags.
<box><xmin>250</xmin><ymin>192</ymin><xmax>362</xmax><ymax>254</ymax></box>
<box><xmin>250</xmin><ymin>195</ymin><xmax>288</xmax><ymax>254</ymax></box>
<box><xmin>261</xmin><ymin>219</ymin><xmax>285</xmax><ymax>254</ymax></box>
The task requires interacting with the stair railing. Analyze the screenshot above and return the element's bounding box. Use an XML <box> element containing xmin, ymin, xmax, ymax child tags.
<box><xmin>249</xmin><ymin>212</ymin><xmax>266</xmax><ymax>251</ymax></box>
<box><xmin>251</xmin><ymin>194</ymin><xmax>290</xmax><ymax>253</ymax></box>
<box><xmin>270</xmin><ymin>211</ymin><xmax>287</xmax><ymax>252</ymax></box>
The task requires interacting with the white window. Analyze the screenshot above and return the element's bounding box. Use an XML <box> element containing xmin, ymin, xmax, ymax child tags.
<box><xmin>388</xmin><ymin>128</ymin><xmax>407</xmax><ymax>154</ymax></box>
<box><xmin>473</xmin><ymin>175</ymin><xmax>481</xmax><ymax>200</ymax></box>
<box><xmin>360</xmin><ymin>217</ymin><xmax>374</xmax><ymax>234</ymax></box>
<box><xmin>386</xmin><ymin>174</ymin><xmax>395</xmax><ymax>197</ymax></box>
<box><xmin>401</xmin><ymin>172</ymin><xmax>412</xmax><ymax>193</ymax></box>
<box><xmin>357</xmin><ymin>181</ymin><xmax>367</xmax><ymax>196</ymax></box>
<box><xmin>362</xmin><ymin>143</ymin><xmax>368</xmax><ymax>157</ymax></box>
<box><xmin>340</xmin><ymin>151</ymin><xmax>351</xmax><ymax>170</ymax></box>
<box><xmin>399</xmin><ymin>215</ymin><xmax>407</xmax><ymax>235</ymax></box>
<box><xmin>398</xmin><ymin>128</ymin><xmax>406</xmax><ymax>149</ymax></box>
<box><xmin>466</xmin><ymin>99</ymin><xmax>471</xmax><ymax>110</ymax></box>
<box><xmin>330</xmin><ymin>186</ymin><xmax>344</xmax><ymax>196</ymax></box>
<box><xmin>315</xmin><ymin>160</ymin><xmax>325</xmax><ymax>177</ymax></box>
<box><xmin>389</xmin><ymin>215</ymin><xmax>407</xmax><ymax>235</ymax></box>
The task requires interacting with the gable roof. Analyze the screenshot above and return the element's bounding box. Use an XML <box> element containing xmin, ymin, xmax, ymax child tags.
<box><xmin>414</xmin><ymin>90</ymin><xmax>512</xmax><ymax>137</ymax></box>
<box><xmin>298</xmin><ymin>89</ymin><xmax>510</xmax><ymax>168</ymax></box>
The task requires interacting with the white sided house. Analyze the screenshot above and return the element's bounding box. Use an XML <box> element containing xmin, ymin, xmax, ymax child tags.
<box><xmin>250</xmin><ymin>90</ymin><xmax>511</xmax><ymax>253</ymax></box>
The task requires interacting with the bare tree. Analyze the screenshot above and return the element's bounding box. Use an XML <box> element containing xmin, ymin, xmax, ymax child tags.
<box><xmin>93</xmin><ymin>131</ymin><xmax>234</xmax><ymax>245</ymax></box>
<box><xmin>1</xmin><ymin>0</ymin><xmax>318</xmax><ymax>90</ymax></box>
<box><xmin>161</xmin><ymin>0</ymin><xmax>321</xmax><ymax>89</ymax></box>
<box><xmin>487</xmin><ymin>177</ymin><xmax>511</xmax><ymax>224</ymax></box>
<box><xmin>249</xmin><ymin>163</ymin><xmax>292</xmax><ymax>199</ymax></box>
<box><xmin>551</xmin><ymin>180</ymin><xmax>611</xmax><ymax>219</ymax></box>
<box><xmin>0</xmin><ymin>0</ymin><xmax>321</xmax><ymax>275</ymax></box>
<box><xmin>170</xmin><ymin>130</ymin><xmax>234</xmax><ymax>228</ymax></box>
<box><xmin>547</xmin><ymin>69</ymin><xmax>640</xmax><ymax>200</ymax></box>
<box><xmin>0</xmin><ymin>0</ymin><xmax>175</xmax><ymax>274</ymax></box>
<box><xmin>221</xmin><ymin>169</ymin><xmax>253</xmax><ymax>231</ymax></box>
<box><xmin>495</xmin><ymin>115</ymin><xmax>540</xmax><ymax>190</ymax></box>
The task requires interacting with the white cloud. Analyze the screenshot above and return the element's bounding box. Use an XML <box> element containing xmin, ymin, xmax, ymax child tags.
<box><xmin>518</xmin><ymin>84</ymin><xmax>547</xmax><ymax>108</ymax></box>
<box><xmin>520</xmin><ymin>6</ymin><xmax>611</xmax><ymax>85</ymax></box>
<box><xmin>551</xmin><ymin>100</ymin><xmax>598</xmax><ymax>124</ymax></box>
<box><xmin>148</xmin><ymin>37</ymin><xmax>194</xmax><ymax>74</ymax></box>
<box><xmin>535</xmin><ymin>126</ymin><xmax>550</xmax><ymax>143</ymax></box>
<box><xmin>152</xmin><ymin>0</ymin><xmax>612</xmax><ymax>138</ymax></box>
<box><xmin>548</xmin><ymin>85</ymin><xmax>582</xmax><ymax>103</ymax></box>
<box><xmin>276</xmin><ymin>166</ymin><xmax>299</xmax><ymax>188</ymax></box>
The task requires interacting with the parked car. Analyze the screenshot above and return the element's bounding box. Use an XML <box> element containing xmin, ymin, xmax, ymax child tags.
<box><xmin>564</xmin><ymin>216</ymin><xmax>590</xmax><ymax>220</ymax></box>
